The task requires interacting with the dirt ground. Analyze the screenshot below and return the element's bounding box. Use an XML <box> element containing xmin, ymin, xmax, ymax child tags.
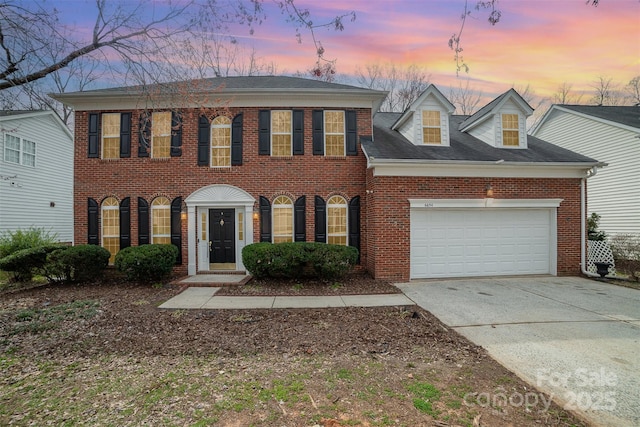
<box><xmin>0</xmin><ymin>273</ymin><xmax>588</xmax><ymax>426</ymax></box>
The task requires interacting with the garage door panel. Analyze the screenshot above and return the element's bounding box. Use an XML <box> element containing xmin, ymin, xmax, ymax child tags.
<box><xmin>411</xmin><ymin>209</ymin><xmax>552</xmax><ymax>279</ymax></box>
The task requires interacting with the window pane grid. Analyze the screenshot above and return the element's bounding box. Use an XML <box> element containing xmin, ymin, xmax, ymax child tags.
<box><xmin>273</xmin><ymin>196</ymin><xmax>293</xmax><ymax>243</ymax></box>
<box><xmin>101</xmin><ymin>197</ymin><xmax>119</xmax><ymax>264</ymax></box>
<box><xmin>102</xmin><ymin>113</ymin><xmax>120</xmax><ymax>159</ymax></box>
<box><xmin>502</xmin><ymin>114</ymin><xmax>519</xmax><ymax>146</ymax></box>
<box><xmin>152</xmin><ymin>197</ymin><xmax>171</xmax><ymax>244</ymax></box>
<box><xmin>325</xmin><ymin>111</ymin><xmax>345</xmax><ymax>156</ymax></box>
<box><xmin>4</xmin><ymin>134</ymin><xmax>20</xmax><ymax>164</ymax></box>
<box><xmin>211</xmin><ymin>117</ymin><xmax>231</xmax><ymax>167</ymax></box>
<box><xmin>271</xmin><ymin>111</ymin><xmax>292</xmax><ymax>156</ymax></box>
<box><xmin>152</xmin><ymin>112</ymin><xmax>171</xmax><ymax>158</ymax></box>
<box><xmin>238</xmin><ymin>212</ymin><xmax>244</xmax><ymax>241</ymax></box>
<box><xmin>422</xmin><ymin>110</ymin><xmax>441</xmax><ymax>144</ymax></box>
<box><xmin>327</xmin><ymin>196</ymin><xmax>348</xmax><ymax>246</ymax></box>
<box><xmin>22</xmin><ymin>139</ymin><xmax>35</xmax><ymax>166</ymax></box>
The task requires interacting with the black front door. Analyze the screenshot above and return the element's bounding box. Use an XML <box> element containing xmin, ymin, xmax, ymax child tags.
<box><xmin>209</xmin><ymin>209</ymin><xmax>235</xmax><ymax>264</ymax></box>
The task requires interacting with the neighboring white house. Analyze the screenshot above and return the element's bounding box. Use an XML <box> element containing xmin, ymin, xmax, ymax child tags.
<box><xmin>532</xmin><ymin>105</ymin><xmax>640</xmax><ymax>237</ymax></box>
<box><xmin>0</xmin><ymin>110</ymin><xmax>74</xmax><ymax>243</ymax></box>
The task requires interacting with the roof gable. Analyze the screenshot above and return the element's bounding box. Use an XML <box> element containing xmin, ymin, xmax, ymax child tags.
<box><xmin>0</xmin><ymin>110</ymin><xmax>72</xmax><ymax>140</ymax></box>
<box><xmin>531</xmin><ymin>104</ymin><xmax>640</xmax><ymax>135</ymax></box>
<box><xmin>459</xmin><ymin>88</ymin><xmax>533</xmax><ymax>132</ymax></box>
<box><xmin>391</xmin><ymin>84</ymin><xmax>455</xmax><ymax>130</ymax></box>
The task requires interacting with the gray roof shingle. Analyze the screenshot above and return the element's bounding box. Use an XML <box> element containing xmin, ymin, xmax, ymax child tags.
<box><xmin>557</xmin><ymin>105</ymin><xmax>640</xmax><ymax>129</ymax></box>
<box><xmin>57</xmin><ymin>75</ymin><xmax>381</xmax><ymax>96</ymax></box>
<box><xmin>364</xmin><ymin>112</ymin><xmax>598</xmax><ymax>164</ymax></box>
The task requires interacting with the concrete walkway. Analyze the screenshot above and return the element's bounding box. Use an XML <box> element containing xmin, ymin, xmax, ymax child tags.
<box><xmin>159</xmin><ymin>286</ymin><xmax>414</xmax><ymax>309</ymax></box>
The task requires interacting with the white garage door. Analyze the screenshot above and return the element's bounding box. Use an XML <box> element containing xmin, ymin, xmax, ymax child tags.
<box><xmin>410</xmin><ymin>208</ymin><xmax>553</xmax><ymax>279</ymax></box>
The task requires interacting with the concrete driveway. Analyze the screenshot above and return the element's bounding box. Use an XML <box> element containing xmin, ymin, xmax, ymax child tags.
<box><xmin>396</xmin><ymin>276</ymin><xmax>640</xmax><ymax>427</ymax></box>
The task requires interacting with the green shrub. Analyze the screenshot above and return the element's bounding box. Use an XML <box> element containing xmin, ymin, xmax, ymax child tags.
<box><xmin>587</xmin><ymin>213</ymin><xmax>607</xmax><ymax>241</ymax></box>
<box><xmin>242</xmin><ymin>242</ymin><xmax>358</xmax><ymax>280</ymax></box>
<box><xmin>45</xmin><ymin>245</ymin><xmax>111</xmax><ymax>283</ymax></box>
<box><xmin>0</xmin><ymin>244</ymin><xmax>64</xmax><ymax>282</ymax></box>
<box><xmin>114</xmin><ymin>244</ymin><xmax>179</xmax><ymax>283</ymax></box>
<box><xmin>0</xmin><ymin>227</ymin><xmax>59</xmax><ymax>259</ymax></box>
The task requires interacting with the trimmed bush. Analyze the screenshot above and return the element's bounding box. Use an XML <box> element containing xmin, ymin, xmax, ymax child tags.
<box><xmin>114</xmin><ymin>244</ymin><xmax>179</xmax><ymax>283</ymax></box>
<box><xmin>0</xmin><ymin>227</ymin><xmax>59</xmax><ymax>259</ymax></box>
<box><xmin>45</xmin><ymin>245</ymin><xmax>111</xmax><ymax>283</ymax></box>
<box><xmin>242</xmin><ymin>242</ymin><xmax>358</xmax><ymax>280</ymax></box>
<box><xmin>0</xmin><ymin>244</ymin><xmax>64</xmax><ymax>282</ymax></box>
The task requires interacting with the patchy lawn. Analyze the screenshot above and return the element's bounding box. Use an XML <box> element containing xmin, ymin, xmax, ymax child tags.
<box><xmin>0</xmin><ymin>275</ymin><xmax>587</xmax><ymax>426</ymax></box>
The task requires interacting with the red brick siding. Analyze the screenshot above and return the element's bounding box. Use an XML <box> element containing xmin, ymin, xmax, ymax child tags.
<box><xmin>74</xmin><ymin>107</ymin><xmax>373</xmax><ymax>275</ymax></box>
<box><xmin>366</xmin><ymin>174</ymin><xmax>584</xmax><ymax>281</ymax></box>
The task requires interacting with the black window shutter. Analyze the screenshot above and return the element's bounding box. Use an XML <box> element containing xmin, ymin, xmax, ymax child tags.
<box><xmin>259</xmin><ymin>196</ymin><xmax>272</xmax><ymax>242</ymax></box>
<box><xmin>197</xmin><ymin>115</ymin><xmax>210</xmax><ymax>166</ymax></box>
<box><xmin>170</xmin><ymin>111</ymin><xmax>182</xmax><ymax>157</ymax></box>
<box><xmin>258</xmin><ymin>110</ymin><xmax>271</xmax><ymax>155</ymax></box>
<box><xmin>312</xmin><ymin>110</ymin><xmax>324</xmax><ymax>155</ymax></box>
<box><xmin>294</xmin><ymin>196</ymin><xmax>306</xmax><ymax>242</ymax></box>
<box><xmin>119</xmin><ymin>197</ymin><xmax>131</xmax><ymax>249</ymax></box>
<box><xmin>348</xmin><ymin>196</ymin><xmax>361</xmax><ymax>262</ymax></box>
<box><xmin>170</xmin><ymin>197</ymin><xmax>182</xmax><ymax>264</ymax></box>
<box><xmin>314</xmin><ymin>196</ymin><xmax>326</xmax><ymax>243</ymax></box>
<box><xmin>138</xmin><ymin>197</ymin><xmax>150</xmax><ymax>245</ymax></box>
<box><xmin>119</xmin><ymin>113</ymin><xmax>131</xmax><ymax>158</ymax></box>
<box><xmin>346</xmin><ymin>110</ymin><xmax>358</xmax><ymax>155</ymax></box>
<box><xmin>293</xmin><ymin>110</ymin><xmax>304</xmax><ymax>155</ymax></box>
<box><xmin>138</xmin><ymin>113</ymin><xmax>150</xmax><ymax>157</ymax></box>
<box><xmin>88</xmin><ymin>198</ymin><xmax>99</xmax><ymax>245</ymax></box>
<box><xmin>231</xmin><ymin>113</ymin><xmax>243</xmax><ymax>165</ymax></box>
<box><xmin>88</xmin><ymin>113</ymin><xmax>100</xmax><ymax>158</ymax></box>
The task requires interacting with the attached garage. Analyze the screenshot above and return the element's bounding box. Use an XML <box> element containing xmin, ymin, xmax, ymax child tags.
<box><xmin>409</xmin><ymin>199</ymin><xmax>560</xmax><ymax>279</ymax></box>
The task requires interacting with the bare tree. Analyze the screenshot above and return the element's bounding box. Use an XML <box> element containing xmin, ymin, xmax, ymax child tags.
<box><xmin>355</xmin><ymin>63</ymin><xmax>430</xmax><ymax>112</ymax></box>
<box><xmin>0</xmin><ymin>0</ymin><xmax>354</xmax><ymax>123</ymax></box>
<box><xmin>552</xmin><ymin>82</ymin><xmax>584</xmax><ymax>105</ymax></box>
<box><xmin>624</xmin><ymin>75</ymin><xmax>640</xmax><ymax>105</ymax></box>
<box><xmin>590</xmin><ymin>75</ymin><xmax>623</xmax><ymax>105</ymax></box>
<box><xmin>448</xmin><ymin>80</ymin><xmax>483</xmax><ymax>115</ymax></box>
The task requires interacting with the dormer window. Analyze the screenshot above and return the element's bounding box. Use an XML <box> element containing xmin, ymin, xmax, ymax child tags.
<box><xmin>501</xmin><ymin>113</ymin><xmax>520</xmax><ymax>147</ymax></box>
<box><xmin>422</xmin><ymin>110</ymin><xmax>442</xmax><ymax>145</ymax></box>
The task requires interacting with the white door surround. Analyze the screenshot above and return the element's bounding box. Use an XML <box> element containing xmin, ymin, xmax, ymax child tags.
<box><xmin>185</xmin><ymin>184</ymin><xmax>255</xmax><ymax>275</ymax></box>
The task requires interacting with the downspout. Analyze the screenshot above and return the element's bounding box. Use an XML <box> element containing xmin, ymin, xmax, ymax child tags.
<box><xmin>581</xmin><ymin>167</ymin><xmax>600</xmax><ymax>277</ymax></box>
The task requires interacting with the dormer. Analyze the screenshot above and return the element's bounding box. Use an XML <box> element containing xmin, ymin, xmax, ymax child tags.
<box><xmin>392</xmin><ymin>84</ymin><xmax>456</xmax><ymax>147</ymax></box>
<box><xmin>458</xmin><ymin>88</ymin><xmax>533</xmax><ymax>149</ymax></box>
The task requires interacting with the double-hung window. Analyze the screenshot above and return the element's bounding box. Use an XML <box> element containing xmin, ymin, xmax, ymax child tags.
<box><xmin>327</xmin><ymin>195</ymin><xmax>348</xmax><ymax>246</ymax></box>
<box><xmin>324</xmin><ymin>111</ymin><xmax>345</xmax><ymax>156</ymax></box>
<box><xmin>151</xmin><ymin>197</ymin><xmax>171</xmax><ymax>244</ymax></box>
<box><xmin>101</xmin><ymin>197</ymin><xmax>120</xmax><ymax>264</ymax></box>
<box><xmin>422</xmin><ymin>110</ymin><xmax>442</xmax><ymax>145</ymax></box>
<box><xmin>211</xmin><ymin>116</ymin><xmax>232</xmax><ymax>167</ymax></box>
<box><xmin>272</xmin><ymin>196</ymin><xmax>293</xmax><ymax>243</ymax></box>
<box><xmin>152</xmin><ymin>111</ymin><xmax>172</xmax><ymax>158</ymax></box>
<box><xmin>3</xmin><ymin>134</ymin><xmax>36</xmax><ymax>166</ymax></box>
<box><xmin>102</xmin><ymin>113</ymin><xmax>121</xmax><ymax>159</ymax></box>
<box><xmin>502</xmin><ymin>113</ymin><xmax>520</xmax><ymax>147</ymax></box>
<box><xmin>271</xmin><ymin>110</ymin><xmax>292</xmax><ymax>156</ymax></box>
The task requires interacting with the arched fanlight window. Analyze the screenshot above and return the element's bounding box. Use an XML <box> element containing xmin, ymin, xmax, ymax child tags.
<box><xmin>327</xmin><ymin>195</ymin><xmax>348</xmax><ymax>245</ymax></box>
<box><xmin>151</xmin><ymin>197</ymin><xmax>171</xmax><ymax>244</ymax></box>
<box><xmin>211</xmin><ymin>116</ymin><xmax>232</xmax><ymax>167</ymax></box>
<box><xmin>272</xmin><ymin>195</ymin><xmax>293</xmax><ymax>243</ymax></box>
<box><xmin>101</xmin><ymin>197</ymin><xmax>120</xmax><ymax>263</ymax></box>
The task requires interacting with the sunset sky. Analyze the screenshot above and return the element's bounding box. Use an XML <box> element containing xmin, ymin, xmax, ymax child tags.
<box><xmin>55</xmin><ymin>0</ymin><xmax>640</xmax><ymax>101</ymax></box>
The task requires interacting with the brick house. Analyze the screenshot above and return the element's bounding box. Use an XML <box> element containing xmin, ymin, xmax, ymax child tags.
<box><xmin>53</xmin><ymin>77</ymin><xmax>601</xmax><ymax>281</ymax></box>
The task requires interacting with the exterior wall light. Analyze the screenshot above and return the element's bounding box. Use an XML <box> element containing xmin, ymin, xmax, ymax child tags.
<box><xmin>486</xmin><ymin>184</ymin><xmax>494</xmax><ymax>198</ymax></box>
